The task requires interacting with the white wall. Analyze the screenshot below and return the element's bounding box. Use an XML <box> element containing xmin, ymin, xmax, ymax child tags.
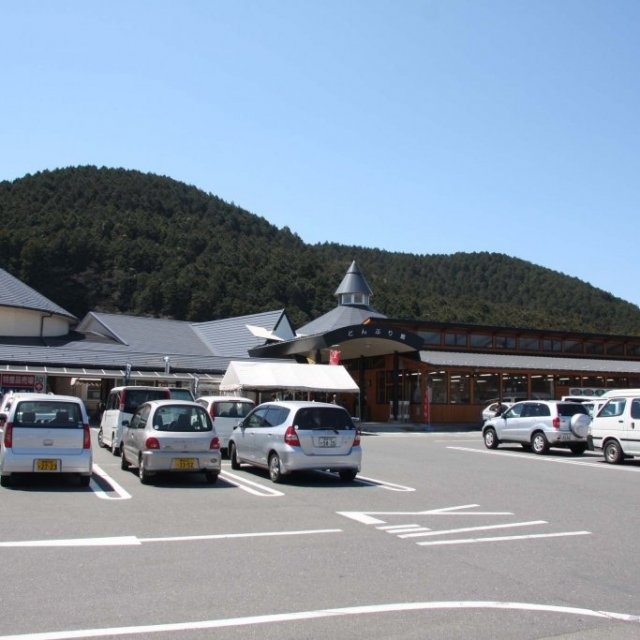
<box><xmin>0</xmin><ymin>307</ymin><xmax>72</xmax><ymax>337</ymax></box>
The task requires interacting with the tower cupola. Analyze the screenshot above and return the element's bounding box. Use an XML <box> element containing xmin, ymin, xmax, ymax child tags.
<box><xmin>334</xmin><ymin>260</ymin><xmax>373</xmax><ymax>308</ymax></box>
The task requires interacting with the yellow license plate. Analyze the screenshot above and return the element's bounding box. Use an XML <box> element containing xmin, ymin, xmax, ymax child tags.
<box><xmin>36</xmin><ymin>459</ymin><xmax>59</xmax><ymax>472</ymax></box>
<box><xmin>174</xmin><ymin>458</ymin><xmax>196</xmax><ymax>469</ymax></box>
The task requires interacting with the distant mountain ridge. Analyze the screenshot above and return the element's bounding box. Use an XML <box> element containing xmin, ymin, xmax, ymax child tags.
<box><xmin>1</xmin><ymin>165</ymin><xmax>639</xmax><ymax>336</ymax></box>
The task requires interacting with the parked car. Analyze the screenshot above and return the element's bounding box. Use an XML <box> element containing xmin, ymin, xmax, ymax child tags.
<box><xmin>482</xmin><ymin>400</ymin><xmax>591</xmax><ymax>455</ymax></box>
<box><xmin>98</xmin><ymin>386</ymin><xmax>171</xmax><ymax>455</ymax></box>
<box><xmin>0</xmin><ymin>393</ymin><xmax>92</xmax><ymax>487</ymax></box>
<box><xmin>588</xmin><ymin>395</ymin><xmax>640</xmax><ymax>463</ymax></box>
<box><xmin>228</xmin><ymin>400</ymin><xmax>361</xmax><ymax>483</ymax></box>
<box><xmin>196</xmin><ymin>395</ymin><xmax>255</xmax><ymax>454</ymax></box>
<box><xmin>167</xmin><ymin>387</ymin><xmax>195</xmax><ymax>401</ymax></box>
<box><xmin>120</xmin><ymin>400</ymin><xmax>221</xmax><ymax>484</ymax></box>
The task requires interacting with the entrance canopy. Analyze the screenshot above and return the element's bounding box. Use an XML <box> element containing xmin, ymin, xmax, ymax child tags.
<box><xmin>219</xmin><ymin>361</ymin><xmax>360</xmax><ymax>394</ymax></box>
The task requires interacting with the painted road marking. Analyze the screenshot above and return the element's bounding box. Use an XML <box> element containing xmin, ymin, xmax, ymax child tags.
<box><xmin>351</xmin><ymin>475</ymin><xmax>415</xmax><ymax>492</ymax></box>
<box><xmin>0</xmin><ymin>528</ymin><xmax>342</xmax><ymax>549</ymax></box>
<box><xmin>448</xmin><ymin>446</ymin><xmax>640</xmax><ymax>471</ymax></box>
<box><xmin>219</xmin><ymin>471</ymin><xmax>285</xmax><ymax>496</ymax></box>
<box><xmin>90</xmin><ymin>465</ymin><xmax>131</xmax><ymax>500</ymax></box>
<box><xmin>338</xmin><ymin>504</ymin><xmax>590</xmax><ymax>547</ymax></box>
<box><xmin>0</xmin><ymin>600</ymin><xmax>637</xmax><ymax>639</ymax></box>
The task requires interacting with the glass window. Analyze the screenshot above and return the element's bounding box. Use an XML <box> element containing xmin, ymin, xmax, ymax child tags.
<box><xmin>606</xmin><ymin>343</ymin><xmax>625</xmax><ymax>356</ymax></box>
<box><xmin>429</xmin><ymin>371</ymin><xmax>447</xmax><ymax>403</ymax></box>
<box><xmin>627</xmin><ymin>344</ymin><xmax>640</xmax><ymax>357</ymax></box>
<box><xmin>495</xmin><ymin>336</ymin><xmax>516</xmax><ymax>349</ymax></box>
<box><xmin>449</xmin><ymin>372</ymin><xmax>471</xmax><ymax>404</ymax></box>
<box><xmin>599</xmin><ymin>399</ymin><xmax>626</xmax><ymax>418</ymax></box>
<box><xmin>502</xmin><ymin>373</ymin><xmax>528</xmax><ymax>397</ymax></box>
<box><xmin>563</xmin><ymin>340</ymin><xmax>583</xmax><ymax>354</ymax></box>
<box><xmin>474</xmin><ymin>372</ymin><xmax>500</xmax><ymax>404</ymax></box>
<box><xmin>444</xmin><ymin>332</ymin><xmax>467</xmax><ymax>347</ymax></box>
<box><xmin>519</xmin><ymin>336</ymin><xmax>539</xmax><ymax>350</ymax></box>
<box><xmin>542</xmin><ymin>338</ymin><xmax>562</xmax><ymax>352</ymax></box>
<box><xmin>470</xmin><ymin>334</ymin><xmax>493</xmax><ymax>348</ymax></box>
<box><xmin>631</xmin><ymin>399</ymin><xmax>640</xmax><ymax>420</ymax></box>
<box><xmin>420</xmin><ymin>331</ymin><xmax>441</xmax><ymax>346</ymax></box>
<box><xmin>585</xmin><ymin>342</ymin><xmax>604</xmax><ymax>355</ymax></box>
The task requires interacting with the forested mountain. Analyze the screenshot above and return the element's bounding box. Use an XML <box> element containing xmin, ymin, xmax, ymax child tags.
<box><xmin>1</xmin><ymin>166</ymin><xmax>639</xmax><ymax>335</ymax></box>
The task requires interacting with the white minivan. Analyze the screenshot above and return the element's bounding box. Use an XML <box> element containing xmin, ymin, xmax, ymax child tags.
<box><xmin>588</xmin><ymin>395</ymin><xmax>640</xmax><ymax>464</ymax></box>
<box><xmin>195</xmin><ymin>396</ymin><xmax>255</xmax><ymax>454</ymax></box>
<box><xmin>98</xmin><ymin>386</ymin><xmax>171</xmax><ymax>455</ymax></box>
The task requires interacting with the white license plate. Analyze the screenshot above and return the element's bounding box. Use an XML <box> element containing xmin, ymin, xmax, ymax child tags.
<box><xmin>558</xmin><ymin>434</ymin><xmax>570</xmax><ymax>441</ymax></box>
<box><xmin>317</xmin><ymin>437</ymin><xmax>337</xmax><ymax>448</ymax></box>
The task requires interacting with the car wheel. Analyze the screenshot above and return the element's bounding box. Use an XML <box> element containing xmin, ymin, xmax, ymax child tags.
<box><xmin>268</xmin><ymin>453</ymin><xmax>283</xmax><ymax>483</ymax></box>
<box><xmin>121</xmin><ymin>447</ymin><xmax>130</xmax><ymax>470</ymax></box>
<box><xmin>204</xmin><ymin>471</ymin><xmax>218</xmax><ymax>484</ymax></box>
<box><xmin>0</xmin><ymin>475</ymin><xmax>11</xmax><ymax>488</ymax></box>
<box><xmin>604</xmin><ymin>440</ymin><xmax>623</xmax><ymax>464</ymax></box>
<box><xmin>230</xmin><ymin>443</ymin><xmax>241</xmax><ymax>470</ymax></box>
<box><xmin>531</xmin><ymin>432</ymin><xmax>549</xmax><ymax>455</ymax></box>
<box><xmin>483</xmin><ymin>428</ymin><xmax>499</xmax><ymax>449</ymax></box>
<box><xmin>79</xmin><ymin>474</ymin><xmax>91</xmax><ymax>487</ymax></box>
<box><xmin>339</xmin><ymin>469</ymin><xmax>358</xmax><ymax>481</ymax></box>
<box><xmin>569</xmin><ymin>443</ymin><xmax>587</xmax><ymax>455</ymax></box>
<box><xmin>97</xmin><ymin>427</ymin><xmax>105</xmax><ymax>448</ymax></box>
<box><xmin>138</xmin><ymin>456</ymin><xmax>151</xmax><ymax>484</ymax></box>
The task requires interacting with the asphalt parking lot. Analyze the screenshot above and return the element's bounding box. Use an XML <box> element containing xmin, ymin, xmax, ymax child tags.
<box><xmin>0</xmin><ymin>428</ymin><xmax>639</xmax><ymax>640</ymax></box>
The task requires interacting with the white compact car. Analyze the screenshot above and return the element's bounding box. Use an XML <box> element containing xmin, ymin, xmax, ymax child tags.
<box><xmin>588</xmin><ymin>395</ymin><xmax>640</xmax><ymax>463</ymax></box>
<box><xmin>196</xmin><ymin>396</ymin><xmax>255</xmax><ymax>454</ymax></box>
<box><xmin>0</xmin><ymin>393</ymin><xmax>92</xmax><ymax>487</ymax></box>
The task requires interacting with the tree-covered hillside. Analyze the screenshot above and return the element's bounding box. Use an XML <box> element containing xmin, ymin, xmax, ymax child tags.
<box><xmin>1</xmin><ymin>166</ymin><xmax>639</xmax><ymax>335</ymax></box>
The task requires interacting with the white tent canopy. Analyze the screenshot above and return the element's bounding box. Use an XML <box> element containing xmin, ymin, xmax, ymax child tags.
<box><xmin>219</xmin><ymin>361</ymin><xmax>360</xmax><ymax>394</ymax></box>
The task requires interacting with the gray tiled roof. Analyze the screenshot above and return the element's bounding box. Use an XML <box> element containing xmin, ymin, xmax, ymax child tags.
<box><xmin>0</xmin><ymin>269</ymin><xmax>75</xmax><ymax>319</ymax></box>
<box><xmin>193</xmin><ymin>310</ymin><xmax>288</xmax><ymax>357</ymax></box>
<box><xmin>296</xmin><ymin>305</ymin><xmax>386</xmax><ymax>336</ymax></box>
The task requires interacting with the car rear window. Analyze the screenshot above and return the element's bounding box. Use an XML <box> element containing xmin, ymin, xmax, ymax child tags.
<box><xmin>214</xmin><ymin>400</ymin><xmax>254</xmax><ymax>419</ymax></box>
<box><xmin>152</xmin><ymin>405</ymin><xmax>212</xmax><ymax>432</ymax></box>
<box><xmin>294</xmin><ymin>407</ymin><xmax>355</xmax><ymax>430</ymax></box>
<box><xmin>15</xmin><ymin>401</ymin><xmax>83</xmax><ymax>427</ymax></box>
<box><xmin>123</xmin><ymin>389</ymin><xmax>170</xmax><ymax>413</ymax></box>
<box><xmin>557</xmin><ymin>403</ymin><xmax>589</xmax><ymax>417</ymax></box>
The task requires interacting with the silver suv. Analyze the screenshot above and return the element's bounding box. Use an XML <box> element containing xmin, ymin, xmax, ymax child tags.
<box><xmin>228</xmin><ymin>401</ymin><xmax>361</xmax><ymax>482</ymax></box>
<box><xmin>482</xmin><ymin>400</ymin><xmax>591</xmax><ymax>455</ymax></box>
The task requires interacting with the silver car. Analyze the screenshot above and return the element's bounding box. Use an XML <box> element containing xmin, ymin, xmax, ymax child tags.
<box><xmin>120</xmin><ymin>400</ymin><xmax>221</xmax><ymax>484</ymax></box>
<box><xmin>482</xmin><ymin>400</ymin><xmax>591</xmax><ymax>455</ymax></box>
<box><xmin>228</xmin><ymin>401</ymin><xmax>362</xmax><ymax>483</ymax></box>
<box><xmin>0</xmin><ymin>393</ymin><xmax>92</xmax><ymax>487</ymax></box>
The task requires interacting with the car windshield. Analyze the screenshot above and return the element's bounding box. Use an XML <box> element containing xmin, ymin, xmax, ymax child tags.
<box><xmin>169</xmin><ymin>389</ymin><xmax>194</xmax><ymax>400</ymax></box>
<box><xmin>294</xmin><ymin>407</ymin><xmax>354</xmax><ymax>430</ymax></box>
<box><xmin>151</xmin><ymin>405</ymin><xmax>212</xmax><ymax>432</ymax></box>
<box><xmin>15</xmin><ymin>401</ymin><xmax>83</xmax><ymax>427</ymax></box>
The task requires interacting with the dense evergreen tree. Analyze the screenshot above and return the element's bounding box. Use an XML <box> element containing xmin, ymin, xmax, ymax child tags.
<box><xmin>1</xmin><ymin>166</ymin><xmax>639</xmax><ymax>335</ymax></box>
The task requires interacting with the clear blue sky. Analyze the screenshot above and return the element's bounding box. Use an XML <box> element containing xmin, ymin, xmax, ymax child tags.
<box><xmin>2</xmin><ymin>1</ymin><xmax>639</xmax><ymax>308</ymax></box>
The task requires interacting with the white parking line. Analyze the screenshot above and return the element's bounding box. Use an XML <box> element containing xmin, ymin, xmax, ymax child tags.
<box><xmin>0</xmin><ymin>600</ymin><xmax>637</xmax><ymax>638</ymax></box>
<box><xmin>353</xmin><ymin>475</ymin><xmax>416</xmax><ymax>492</ymax></box>
<box><xmin>219</xmin><ymin>470</ymin><xmax>285</xmax><ymax>496</ymax></box>
<box><xmin>0</xmin><ymin>528</ymin><xmax>342</xmax><ymax>549</ymax></box>
<box><xmin>416</xmin><ymin>531</ymin><xmax>591</xmax><ymax>546</ymax></box>
<box><xmin>90</xmin><ymin>464</ymin><xmax>131</xmax><ymax>500</ymax></box>
<box><xmin>448</xmin><ymin>446</ymin><xmax>640</xmax><ymax>471</ymax></box>
<box><xmin>400</xmin><ymin>520</ymin><xmax>547</xmax><ymax>539</ymax></box>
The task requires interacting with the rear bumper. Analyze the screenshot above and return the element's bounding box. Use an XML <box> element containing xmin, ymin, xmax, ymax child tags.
<box><xmin>279</xmin><ymin>449</ymin><xmax>362</xmax><ymax>473</ymax></box>
<box><xmin>0</xmin><ymin>451</ymin><xmax>93</xmax><ymax>475</ymax></box>
<box><xmin>141</xmin><ymin>451</ymin><xmax>221</xmax><ymax>473</ymax></box>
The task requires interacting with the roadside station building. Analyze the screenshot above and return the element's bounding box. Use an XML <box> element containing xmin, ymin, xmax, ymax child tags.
<box><xmin>2</xmin><ymin>264</ymin><xmax>640</xmax><ymax>426</ymax></box>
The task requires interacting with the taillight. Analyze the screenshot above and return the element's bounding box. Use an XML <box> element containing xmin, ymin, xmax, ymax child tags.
<box><xmin>552</xmin><ymin>417</ymin><xmax>560</xmax><ymax>429</ymax></box>
<box><xmin>4</xmin><ymin>423</ymin><xmax>13</xmax><ymax>448</ymax></box>
<box><xmin>210</xmin><ymin>436</ymin><xmax>220</xmax><ymax>450</ymax></box>
<box><xmin>284</xmin><ymin>425</ymin><xmax>300</xmax><ymax>446</ymax></box>
<box><xmin>145</xmin><ymin>437</ymin><xmax>160</xmax><ymax>449</ymax></box>
<box><xmin>353</xmin><ymin>429</ymin><xmax>361</xmax><ymax>446</ymax></box>
<box><xmin>83</xmin><ymin>425</ymin><xmax>91</xmax><ymax>449</ymax></box>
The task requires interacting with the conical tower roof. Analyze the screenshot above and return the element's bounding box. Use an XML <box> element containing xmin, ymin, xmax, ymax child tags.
<box><xmin>334</xmin><ymin>260</ymin><xmax>373</xmax><ymax>297</ymax></box>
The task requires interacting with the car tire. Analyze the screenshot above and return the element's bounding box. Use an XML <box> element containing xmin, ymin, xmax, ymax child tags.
<box><xmin>121</xmin><ymin>448</ymin><xmax>130</xmax><ymax>471</ymax></box>
<box><xmin>604</xmin><ymin>440</ymin><xmax>623</xmax><ymax>464</ymax></box>
<box><xmin>268</xmin><ymin>453</ymin><xmax>284</xmax><ymax>483</ymax></box>
<box><xmin>531</xmin><ymin>431</ymin><xmax>549</xmax><ymax>455</ymax></box>
<box><xmin>79</xmin><ymin>474</ymin><xmax>91</xmax><ymax>487</ymax></box>
<box><xmin>339</xmin><ymin>469</ymin><xmax>358</xmax><ymax>481</ymax></box>
<box><xmin>229</xmin><ymin>443</ymin><xmax>241</xmax><ymax>470</ymax></box>
<box><xmin>204</xmin><ymin>471</ymin><xmax>218</xmax><ymax>484</ymax></box>
<box><xmin>138</xmin><ymin>456</ymin><xmax>151</xmax><ymax>484</ymax></box>
<box><xmin>483</xmin><ymin>428</ymin><xmax>499</xmax><ymax>449</ymax></box>
<box><xmin>0</xmin><ymin>475</ymin><xmax>11</xmax><ymax>488</ymax></box>
<box><xmin>97</xmin><ymin>427</ymin><xmax>105</xmax><ymax>448</ymax></box>
<box><xmin>569</xmin><ymin>443</ymin><xmax>587</xmax><ymax>455</ymax></box>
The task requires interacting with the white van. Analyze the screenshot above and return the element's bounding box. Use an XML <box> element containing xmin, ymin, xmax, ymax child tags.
<box><xmin>196</xmin><ymin>396</ymin><xmax>255</xmax><ymax>454</ymax></box>
<box><xmin>98</xmin><ymin>386</ymin><xmax>171</xmax><ymax>455</ymax></box>
<box><xmin>588</xmin><ymin>395</ymin><xmax>640</xmax><ymax>463</ymax></box>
